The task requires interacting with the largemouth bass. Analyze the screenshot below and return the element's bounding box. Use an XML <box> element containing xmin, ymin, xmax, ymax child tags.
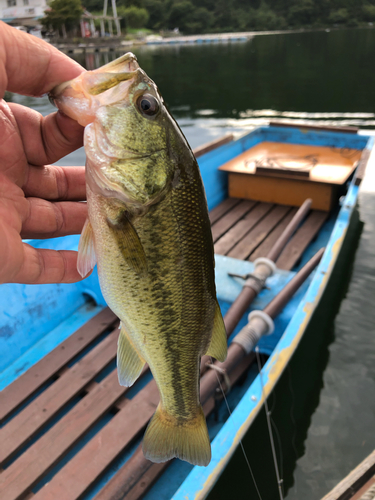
<box><xmin>50</xmin><ymin>53</ymin><xmax>227</xmax><ymax>466</ymax></box>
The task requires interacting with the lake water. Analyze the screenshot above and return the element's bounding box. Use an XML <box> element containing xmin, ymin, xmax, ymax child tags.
<box><xmin>8</xmin><ymin>27</ymin><xmax>375</xmax><ymax>499</ymax></box>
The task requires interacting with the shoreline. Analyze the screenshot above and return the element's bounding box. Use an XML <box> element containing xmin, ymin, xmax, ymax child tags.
<box><xmin>52</xmin><ymin>25</ymin><xmax>374</xmax><ymax>54</ymax></box>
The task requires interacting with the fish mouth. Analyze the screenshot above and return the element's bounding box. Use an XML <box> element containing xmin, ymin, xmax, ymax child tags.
<box><xmin>50</xmin><ymin>53</ymin><xmax>139</xmax><ymax>101</ymax></box>
<box><xmin>49</xmin><ymin>53</ymin><xmax>141</xmax><ymax>126</ymax></box>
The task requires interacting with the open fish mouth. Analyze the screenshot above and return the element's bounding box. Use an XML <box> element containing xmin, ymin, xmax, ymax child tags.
<box><xmin>50</xmin><ymin>53</ymin><xmax>139</xmax><ymax>101</ymax></box>
<box><xmin>48</xmin><ymin>53</ymin><xmax>141</xmax><ymax>126</ymax></box>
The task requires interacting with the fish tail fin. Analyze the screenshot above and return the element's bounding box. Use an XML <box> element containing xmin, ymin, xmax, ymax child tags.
<box><xmin>142</xmin><ymin>404</ymin><xmax>211</xmax><ymax>466</ymax></box>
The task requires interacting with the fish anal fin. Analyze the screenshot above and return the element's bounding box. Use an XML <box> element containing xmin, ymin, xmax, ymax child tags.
<box><xmin>117</xmin><ymin>323</ymin><xmax>145</xmax><ymax>387</ymax></box>
<box><xmin>77</xmin><ymin>218</ymin><xmax>97</xmax><ymax>278</ymax></box>
<box><xmin>205</xmin><ymin>301</ymin><xmax>227</xmax><ymax>362</ymax></box>
<box><xmin>107</xmin><ymin>212</ymin><xmax>148</xmax><ymax>276</ymax></box>
<box><xmin>143</xmin><ymin>404</ymin><xmax>211</xmax><ymax>466</ymax></box>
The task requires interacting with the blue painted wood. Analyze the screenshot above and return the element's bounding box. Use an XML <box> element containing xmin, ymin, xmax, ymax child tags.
<box><xmin>0</xmin><ymin>302</ymin><xmax>104</xmax><ymax>391</ymax></box>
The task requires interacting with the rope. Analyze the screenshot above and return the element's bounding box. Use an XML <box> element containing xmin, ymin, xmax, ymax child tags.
<box><xmin>245</xmin><ymin>154</ymin><xmax>318</xmax><ymax>172</ymax></box>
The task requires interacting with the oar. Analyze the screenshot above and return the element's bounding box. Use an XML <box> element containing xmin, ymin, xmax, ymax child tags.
<box><xmin>200</xmin><ymin>247</ymin><xmax>324</xmax><ymax>404</ymax></box>
<box><xmin>200</xmin><ymin>198</ymin><xmax>312</xmax><ymax>373</ymax></box>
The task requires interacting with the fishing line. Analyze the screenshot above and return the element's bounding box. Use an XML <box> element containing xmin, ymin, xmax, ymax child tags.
<box><xmin>287</xmin><ymin>364</ymin><xmax>299</xmax><ymax>495</ymax></box>
<box><xmin>265</xmin><ymin>381</ymin><xmax>285</xmax><ymax>496</ymax></box>
<box><xmin>208</xmin><ymin>357</ymin><xmax>263</xmax><ymax>500</ymax></box>
<box><xmin>255</xmin><ymin>347</ymin><xmax>284</xmax><ymax>500</ymax></box>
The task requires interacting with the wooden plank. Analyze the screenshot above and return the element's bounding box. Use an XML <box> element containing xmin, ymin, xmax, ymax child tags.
<box><xmin>0</xmin><ymin>308</ymin><xmax>118</xmax><ymax>424</ymax></box>
<box><xmin>321</xmin><ymin>450</ymin><xmax>375</xmax><ymax>500</ymax></box>
<box><xmin>0</xmin><ymin>370</ymin><xmax>131</xmax><ymax>500</ymax></box>
<box><xmin>276</xmin><ymin>211</ymin><xmax>328</xmax><ymax>270</ymax></box>
<box><xmin>93</xmin><ymin>445</ymin><xmax>169</xmax><ymax>500</ymax></box>
<box><xmin>209</xmin><ymin>197</ymin><xmax>242</xmax><ymax>225</ymax></box>
<box><xmin>214</xmin><ymin>202</ymin><xmax>273</xmax><ymax>256</ymax></box>
<box><xmin>249</xmin><ymin>207</ymin><xmax>297</xmax><ymax>262</ymax></box>
<box><xmin>228</xmin><ymin>205</ymin><xmax>290</xmax><ymax>261</ymax></box>
<box><xmin>269</xmin><ymin>121</ymin><xmax>359</xmax><ymax>134</ymax></box>
<box><xmin>228</xmin><ymin>173</ymin><xmax>335</xmax><ymax>211</ymax></box>
<box><xmin>33</xmin><ymin>380</ymin><xmax>160</xmax><ymax>500</ymax></box>
<box><xmin>211</xmin><ymin>200</ymin><xmax>256</xmax><ymax>242</ymax></box>
<box><xmin>0</xmin><ymin>328</ymin><xmax>118</xmax><ymax>467</ymax></box>
<box><xmin>193</xmin><ymin>134</ymin><xmax>234</xmax><ymax>158</ymax></box>
<box><xmin>352</xmin><ymin>476</ymin><xmax>375</xmax><ymax>500</ymax></box>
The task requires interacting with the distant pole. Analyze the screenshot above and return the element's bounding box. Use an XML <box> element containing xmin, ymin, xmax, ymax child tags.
<box><xmin>103</xmin><ymin>0</ymin><xmax>108</xmax><ymax>16</ymax></box>
<box><xmin>111</xmin><ymin>0</ymin><xmax>121</xmax><ymax>35</ymax></box>
<box><xmin>90</xmin><ymin>18</ymin><xmax>95</xmax><ymax>36</ymax></box>
<box><xmin>80</xmin><ymin>19</ymin><xmax>85</xmax><ymax>37</ymax></box>
<box><xmin>100</xmin><ymin>18</ymin><xmax>105</xmax><ymax>37</ymax></box>
<box><xmin>108</xmin><ymin>19</ymin><xmax>113</xmax><ymax>37</ymax></box>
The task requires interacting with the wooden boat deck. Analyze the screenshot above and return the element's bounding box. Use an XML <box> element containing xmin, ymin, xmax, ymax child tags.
<box><xmin>0</xmin><ymin>198</ymin><xmax>328</xmax><ymax>500</ymax></box>
<box><xmin>211</xmin><ymin>197</ymin><xmax>328</xmax><ymax>270</ymax></box>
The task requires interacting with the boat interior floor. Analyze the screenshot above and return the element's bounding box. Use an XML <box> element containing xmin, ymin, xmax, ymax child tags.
<box><xmin>0</xmin><ymin>197</ymin><xmax>334</xmax><ymax>500</ymax></box>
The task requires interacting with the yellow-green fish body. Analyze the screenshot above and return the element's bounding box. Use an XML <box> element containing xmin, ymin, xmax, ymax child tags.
<box><xmin>51</xmin><ymin>53</ymin><xmax>227</xmax><ymax>466</ymax></box>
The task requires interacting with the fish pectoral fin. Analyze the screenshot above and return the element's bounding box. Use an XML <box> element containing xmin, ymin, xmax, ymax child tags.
<box><xmin>117</xmin><ymin>323</ymin><xmax>146</xmax><ymax>387</ymax></box>
<box><xmin>205</xmin><ymin>301</ymin><xmax>228</xmax><ymax>362</ymax></box>
<box><xmin>77</xmin><ymin>218</ymin><xmax>97</xmax><ymax>278</ymax></box>
<box><xmin>143</xmin><ymin>404</ymin><xmax>211</xmax><ymax>466</ymax></box>
<box><xmin>107</xmin><ymin>212</ymin><xmax>148</xmax><ymax>276</ymax></box>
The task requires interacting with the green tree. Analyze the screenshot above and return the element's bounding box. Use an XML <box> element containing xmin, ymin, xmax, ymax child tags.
<box><xmin>184</xmin><ymin>6</ymin><xmax>213</xmax><ymax>33</ymax></box>
<box><xmin>144</xmin><ymin>0</ymin><xmax>165</xmax><ymax>30</ymax></box>
<box><xmin>328</xmin><ymin>8</ymin><xmax>349</xmax><ymax>23</ymax></box>
<box><xmin>287</xmin><ymin>0</ymin><xmax>316</xmax><ymax>25</ymax></box>
<box><xmin>167</xmin><ymin>1</ymin><xmax>194</xmax><ymax>30</ymax></box>
<box><xmin>119</xmin><ymin>5</ymin><xmax>149</xmax><ymax>28</ymax></box>
<box><xmin>42</xmin><ymin>0</ymin><xmax>83</xmax><ymax>31</ymax></box>
<box><xmin>362</xmin><ymin>4</ymin><xmax>375</xmax><ymax>21</ymax></box>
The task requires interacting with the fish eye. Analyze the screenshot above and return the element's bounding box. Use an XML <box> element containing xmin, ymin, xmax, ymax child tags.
<box><xmin>137</xmin><ymin>94</ymin><xmax>159</xmax><ymax>117</ymax></box>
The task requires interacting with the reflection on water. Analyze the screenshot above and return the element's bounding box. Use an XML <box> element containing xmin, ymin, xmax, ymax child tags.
<box><xmin>4</xmin><ymin>28</ymin><xmax>375</xmax><ymax>500</ymax></box>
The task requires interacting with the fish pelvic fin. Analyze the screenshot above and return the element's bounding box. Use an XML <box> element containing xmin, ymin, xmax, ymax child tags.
<box><xmin>143</xmin><ymin>404</ymin><xmax>211</xmax><ymax>466</ymax></box>
<box><xmin>77</xmin><ymin>218</ymin><xmax>97</xmax><ymax>278</ymax></box>
<box><xmin>107</xmin><ymin>212</ymin><xmax>148</xmax><ymax>277</ymax></box>
<box><xmin>117</xmin><ymin>323</ymin><xmax>146</xmax><ymax>387</ymax></box>
<box><xmin>205</xmin><ymin>301</ymin><xmax>228</xmax><ymax>362</ymax></box>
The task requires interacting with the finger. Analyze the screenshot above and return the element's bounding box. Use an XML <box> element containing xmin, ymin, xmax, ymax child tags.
<box><xmin>9</xmin><ymin>102</ymin><xmax>84</xmax><ymax>166</ymax></box>
<box><xmin>0</xmin><ymin>22</ymin><xmax>84</xmax><ymax>98</ymax></box>
<box><xmin>21</xmin><ymin>198</ymin><xmax>87</xmax><ymax>239</ymax></box>
<box><xmin>23</xmin><ymin>165</ymin><xmax>86</xmax><ymax>201</ymax></box>
<box><xmin>0</xmin><ymin>100</ymin><xmax>28</xmax><ymax>185</ymax></box>
<box><xmin>11</xmin><ymin>245</ymin><xmax>89</xmax><ymax>284</ymax></box>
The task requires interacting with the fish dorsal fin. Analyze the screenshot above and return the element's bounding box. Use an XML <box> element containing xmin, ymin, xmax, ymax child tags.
<box><xmin>107</xmin><ymin>212</ymin><xmax>148</xmax><ymax>276</ymax></box>
<box><xmin>205</xmin><ymin>301</ymin><xmax>228</xmax><ymax>362</ymax></box>
<box><xmin>77</xmin><ymin>218</ymin><xmax>97</xmax><ymax>278</ymax></box>
<box><xmin>117</xmin><ymin>322</ymin><xmax>146</xmax><ymax>387</ymax></box>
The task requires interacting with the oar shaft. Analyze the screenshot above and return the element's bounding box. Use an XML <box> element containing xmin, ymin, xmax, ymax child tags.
<box><xmin>201</xmin><ymin>247</ymin><xmax>324</xmax><ymax>404</ymax></box>
<box><xmin>264</xmin><ymin>247</ymin><xmax>324</xmax><ymax>319</ymax></box>
<box><xmin>266</xmin><ymin>198</ymin><xmax>312</xmax><ymax>262</ymax></box>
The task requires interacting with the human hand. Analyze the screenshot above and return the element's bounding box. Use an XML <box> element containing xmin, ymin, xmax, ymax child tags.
<box><xmin>0</xmin><ymin>21</ymin><xmax>88</xmax><ymax>284</ymax></box>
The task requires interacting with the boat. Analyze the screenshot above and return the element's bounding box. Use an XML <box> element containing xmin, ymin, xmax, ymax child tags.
<box><xmin>0</xmin><ymin>122</ymin><xmax>373</xmax><ymax>500</ymax></box>
<box><xmin>321</xmin><ymin>449</ymin><xmax>375</xmax><ymax>500</ymax></box>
